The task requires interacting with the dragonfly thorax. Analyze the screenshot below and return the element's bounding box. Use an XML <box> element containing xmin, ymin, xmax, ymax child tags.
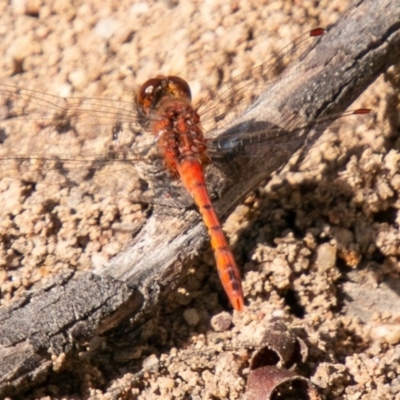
<box><xmin>152</xmin><ymin>100</ymin><xmax>208</xmax><ymax>176</ymax></box>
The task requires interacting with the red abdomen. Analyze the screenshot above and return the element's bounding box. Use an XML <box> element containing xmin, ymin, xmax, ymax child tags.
<box><xmin>137</xmin><ymin>75</ymin><xmax>245</xmax><ymax>311</ymax></box>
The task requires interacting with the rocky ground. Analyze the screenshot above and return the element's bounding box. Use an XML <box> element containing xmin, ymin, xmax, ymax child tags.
<box><xmin>1</xmin><ymin>0</ymin><xmax>400</xmax><ymax>399</ymax></box>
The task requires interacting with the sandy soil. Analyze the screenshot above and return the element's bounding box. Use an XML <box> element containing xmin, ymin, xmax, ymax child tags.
<box><xmin>1</xmin><ymin>0</ymin><xmax>400</xmax><ymax>399</ymax></box>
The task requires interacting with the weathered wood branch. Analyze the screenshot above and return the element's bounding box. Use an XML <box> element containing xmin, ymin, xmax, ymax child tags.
<box><xmin>1</xmin><ymin>0</ymin><xmax>399</xmax><ymax>396</ymax></box>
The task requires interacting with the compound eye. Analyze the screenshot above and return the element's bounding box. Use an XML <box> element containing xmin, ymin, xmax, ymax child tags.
<box><xmin>137</xmin><ymin>77</ymin><xmax>164</xmax><ymax>115</ymax></box>
<box><xmin>166</xmin><ymin>76</ymin><xmax>192</xmax><ymax>102</ymax></box>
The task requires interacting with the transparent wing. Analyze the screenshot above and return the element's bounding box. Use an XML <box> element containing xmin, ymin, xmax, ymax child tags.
<box><xmin>0</xmin><ymin>29</ymin><xmax>325</xmax><ymax>189</ymax></box>
<box><xmin>0</xmin><ymin>28</ymin><xmax>370</xmax><ymax>201</ymax></box>
<box><xmin>0</xmin><ymin>85</ymin><xmax>164</xmax><ymax>197</ymax></box>
<box><xmin>198</xmin><ymin>28</ymin><xmax>325</xmax><ymax>136</ymax></box>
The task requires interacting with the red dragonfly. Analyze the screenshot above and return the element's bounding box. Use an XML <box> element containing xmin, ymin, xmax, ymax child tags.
<box><xmin>0</xmin><ymin>28</ymin><xmax>370</xmax><ymax>311</ymax></box>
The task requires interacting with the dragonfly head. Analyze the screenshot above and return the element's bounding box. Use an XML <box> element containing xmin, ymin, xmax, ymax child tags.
<box><xmin>137</xmin><ymin>75</ymin><xmax>192</xmax><ymax>116</ymax></box>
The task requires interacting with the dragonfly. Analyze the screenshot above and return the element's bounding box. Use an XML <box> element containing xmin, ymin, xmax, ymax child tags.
<box><xmin>0</xmin><ymin>28</ymin><xmax>370</xmax><ymax>311</ymax></box>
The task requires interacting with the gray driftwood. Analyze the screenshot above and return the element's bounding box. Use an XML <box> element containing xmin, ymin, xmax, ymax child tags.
<box><xmin>1</xmin><ymin>0</ymin><xmax>400</xmax><ymax>396</ymax></box>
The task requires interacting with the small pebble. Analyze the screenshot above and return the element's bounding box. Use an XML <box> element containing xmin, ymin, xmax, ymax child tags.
<box><xmin>183</xmin><ymin>308</ymin><xmax>200</xmax><ymax>327</ymax></box>
<box><xmin>210</xmin><ymin>311</ymin><xmax>232</xmax><ymax>332</ymax></box>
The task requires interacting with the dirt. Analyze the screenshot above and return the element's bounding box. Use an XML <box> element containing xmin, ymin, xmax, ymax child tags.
<box><xmin>1</xmin><ymin>0</ymin><xmax>400</xmax><ymax>399</ymax></box>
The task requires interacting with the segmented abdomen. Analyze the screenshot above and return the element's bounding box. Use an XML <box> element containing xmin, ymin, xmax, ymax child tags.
<box><xmin>177</xmin><ymin>158</ymin><xmax>244</xmax><ymax>311</ymax></box>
